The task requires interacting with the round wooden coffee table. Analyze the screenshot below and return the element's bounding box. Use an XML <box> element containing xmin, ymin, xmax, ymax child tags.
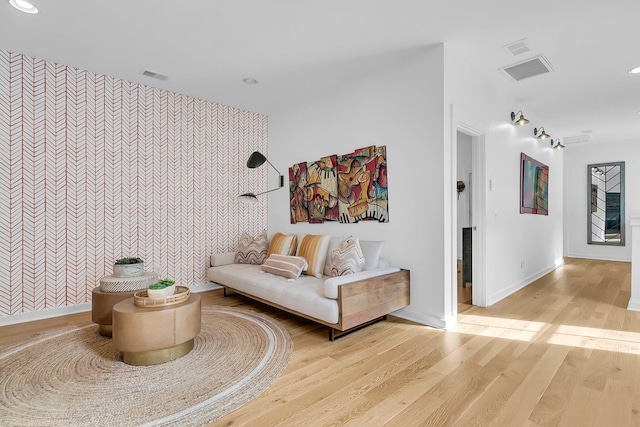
<box><xmin>112</xmin><ymin>293</ymin><xmax>201</xmax><ymax>366</ymax></box>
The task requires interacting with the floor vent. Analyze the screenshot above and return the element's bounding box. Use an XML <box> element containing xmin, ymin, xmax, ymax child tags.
<box><xmin>501</xmin><ymin>55</ymin><xmax>553</xmax><ymax>82</ymax></box>
<box><xmin>503</xmin><ymin>39</ymin><xmax>530</xmax><ymax>57</ymax></box>
<box><xmin>141</xmin><ymin>70</ymin><xmax>168</xmax><ymax>81</ymax></box>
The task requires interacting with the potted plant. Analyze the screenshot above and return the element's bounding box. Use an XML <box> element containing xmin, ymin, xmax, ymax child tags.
<box><xmin>113</xmin><ymin>257</ymin><xmax>144</xmax><ymax>278</ymax></box>
<box><xmin>148</xmin><ymin>278</ymin><xmax>176</xmax><ymax>298</ymax></box>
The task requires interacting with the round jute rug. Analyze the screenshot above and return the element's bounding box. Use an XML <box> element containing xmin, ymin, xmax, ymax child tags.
<box><xmin>0</xmin><ymin>306</ymin><xmax>293</xmax><ymax>427</ymax></box>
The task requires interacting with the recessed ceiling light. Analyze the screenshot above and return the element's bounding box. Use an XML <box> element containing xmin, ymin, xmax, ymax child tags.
<box><xmin>243</xmin><ymin>78</ymin><xmax>258</xmax><ymax>85</ymax></box>
<box><xmin>9</xmin><ymin>0</ymin><xmax>38</xmax><ymax>14</ymax></box>
<box><xmin>628</xmin><ymin>66</ymin><xmax>640</xmax><ymax>74</ymax></box>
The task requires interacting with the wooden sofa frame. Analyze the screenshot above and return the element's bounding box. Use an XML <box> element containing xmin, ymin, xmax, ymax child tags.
<box><xmin>219</xmin><ymin>269</ymin><xmax>410</xmax><ymax>341</ymax></box>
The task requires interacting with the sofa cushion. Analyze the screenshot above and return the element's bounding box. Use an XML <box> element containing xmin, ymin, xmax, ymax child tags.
<box><xmin>261</xmin><ymin>254</ymin><xmax>308</xmax><ymax>281</ymax></box>
<box><xmin>330</xmin><ymin>236</ymin><xmax>365</xmax><ymax>276</ymax></box>
<box><xmin>267</xmin><ymin>232</ymin><xmax>298</xmax><ymax>257</ymax></box>
<box><xmin>235</xmin><ymin>231</ymin><xmax>268</xmax><ymax>265</ymax></box>
<box><xmin>209</xmin><ymin>263</ymin><xmax>339</xmax><ymax>324</ymax></box>
<box><xmin>296</xmin><ymin>234</ymin><xmax>331</xmax><ymax>279</ymax></box>
<box><xmin>210</xmin><ymin>252</ymin><xmax>236</xmax><ymax>267</ymax></box>
<box><xmin>359</xmin><ymin>240</ymin><xmax>385</xmax><ymax>271</ymax></box>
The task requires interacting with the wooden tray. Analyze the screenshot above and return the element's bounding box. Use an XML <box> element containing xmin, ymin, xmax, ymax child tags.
<box><xmin>134</xmin><ymin>286</ymin><xmax>190</xmax><ymax>307</ymax></box>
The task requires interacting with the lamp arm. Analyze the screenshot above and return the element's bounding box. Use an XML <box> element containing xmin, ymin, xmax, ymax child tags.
<box><xmin>252</xmin><ymin>185</ymin><xmax>284</xmax><ymax>197</ymax></box>
<box><xmin>264</xmin><ymin>158</ymin><xmax>282</xmax><ymax>176</ymax></box>
<box><xmin>261</xmin><ymin>158</ymin><xmax>284</xmax><ymax>189</ymax></box>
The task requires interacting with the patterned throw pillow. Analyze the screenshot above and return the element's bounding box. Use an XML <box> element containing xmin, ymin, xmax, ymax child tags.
<box><xmin>266</xmin><ymin>232</ymin><xmax>298</xmax><ymax>258</ymax></box>
<box><xmin>331</xmin><ymin>236</ymin><xmax>365</xmax><ymax>276</ymax></box>
<box><xmin>235</xmin><ymin>231</ymin><xmax>268</xmax><ymax>265</ymax></box>
<box><xmin>261</xmin><ymin>254</ymin><xmax>308</xmax><ymax>281</ymax></box>
<box><xmin>296</xmin><ymin>234</ymin><xmax>331</xmax><ymax>279</ymax></box>
<box><xmin>323</xmin><ymin>235</ymin><xmax>345</xmax><ymax>276</ymax></box>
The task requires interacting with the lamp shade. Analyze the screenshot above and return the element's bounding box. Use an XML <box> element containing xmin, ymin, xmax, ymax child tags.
<box><xmin>247</xmin><ymin>151</ymin><xmax>267</xmax><ymax>168</ymax></box>
<box><xmin>237</xmin><ymin>193</ymin><xmax>259</xmax><ymax>204</ymax></box>
<box><xmin>534</xmin><ymin>127</ymin><xmax>550</xmax><ymax>139</ymax></box>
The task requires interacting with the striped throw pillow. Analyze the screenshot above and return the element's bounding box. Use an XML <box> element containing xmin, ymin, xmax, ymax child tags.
<box><xmin>296</xmin><ymin>234</ymin><xmax>331</xmax><ymax>278</ymax></box>
<box><xmin>234</xmin><ymin>231</ymin><xmax>268</xmax><ymax>265</ymax></box>
<box><xmin>261</xmin><ymin>254</ymin><xmax>308</xmax><ymax>281</ymax></box>
<box><xmin>330</xmin><ymin>236</ymin><xmax>365</xmax><ymax>276</ymax></box>
<box><xmin>266</xmin><ymin>232</ymin><xmax>298</xmax><ymax>258</ymax></box>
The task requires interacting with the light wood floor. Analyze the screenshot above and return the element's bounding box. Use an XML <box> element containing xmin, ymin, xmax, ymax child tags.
<box><xmin>1</xmin><ymin>257</ymin><xmax>639</xmax><ymax>426</ymax></box>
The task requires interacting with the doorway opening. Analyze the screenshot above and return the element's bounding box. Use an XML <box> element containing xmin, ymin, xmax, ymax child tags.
<box><xmin>456</xmin><ymin>130</ymin><xmax>473</xmax><ymax>309</ymax></box>
<box><xmin>452</xmin><ymin>122</ymin><xmax>486</xmax><ymax>317</ymax></box>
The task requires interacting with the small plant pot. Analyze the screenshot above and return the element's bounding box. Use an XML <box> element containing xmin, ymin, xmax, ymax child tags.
<box><xmin>147</xmin><ymin>284</ymin><xmax>176</xmax><ymax>298</ymax></box>
<box><xmin>113</xmin><ymin>263</ymin><xmax>145</xmax><ymax>278</ymax></box>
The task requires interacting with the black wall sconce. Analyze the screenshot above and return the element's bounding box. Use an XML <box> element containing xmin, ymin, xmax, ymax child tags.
<box><xmin>534</xmin><ymin>127</ymin><xmax>550</xmax><ymax>139</ymax></box>
<box><xmin>238</xmin><ymin>151</ymin><xmax>284</xmax><ymax>204</ymax></box>
<box><xmin>510</xmin><ymin>110</ymin><xmax>530</xmax><ymax>126</ymax></box>
<box><xmin>550</xmin><ymin>138</ymin><xmax>565</xmax><ymax>149</ymax></box>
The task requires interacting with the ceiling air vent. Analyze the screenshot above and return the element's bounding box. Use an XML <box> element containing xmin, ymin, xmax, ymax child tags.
<box><xmin>141</xmin><ymin>69</ymin><xmax>168</xmax><ymax>81</ymax></box>
<box><xmin>501</xmin><ymin>55</ymin><xmax>553</xmax><ymax>82</ymax></box>
<box><xmin>503</xmin><ymin>39</ymin><xmax>530</xmax><ymax>57</ymax></box>
<box><xmin>563</xmin><ymin>134</ymin><xmax>593</xmax><ymax>145</ymax></box>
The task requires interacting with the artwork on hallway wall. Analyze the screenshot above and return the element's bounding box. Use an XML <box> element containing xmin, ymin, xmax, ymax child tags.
<box><xmin>520</xmin><ymin>152</ymin><xmax>549</xmax><ymax>215</ymax></box>
<box><xmin>289</xmin><ymin>146</ymin><xmax>389</xmax><ymax>224</ymax></box>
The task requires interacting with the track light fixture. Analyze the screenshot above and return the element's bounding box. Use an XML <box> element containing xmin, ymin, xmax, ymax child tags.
<box><xmin>534</xmin><ymin>127</ymin><xmax>550</xmax><ymax>139</ymax></box>
<box><xmin>550</xmin><ymin>138</ymin><xmax>565</xmax><ymax>149</ymax></box>
<box><xmin>510</xmin><ymin>110</ymin><xmax>530</xmax><ymax>126</ymax></box>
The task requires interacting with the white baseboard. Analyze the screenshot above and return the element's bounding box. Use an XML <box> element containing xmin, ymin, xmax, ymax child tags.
<box><xmin>190</xmin><ymin>282</ymin><xmax>222</xmax><ymax>293</ymax></box>
<box><xmin>392</xmin><ymin>308</ymin><xmax>445</xmax><ymax>329</ymax></box>
<box><xmin>487</xmin><ymin>261</ymin><xmax>565</xmax><ymax>306</ymax></box>
<box><xmin>564</xmin><ymin>252</ymin><xmax>631</xmax><ymax>263</ymax></box>
<box><xmin>628</xmin><ymin>300</ymin><xmax>640</xmax><ymax>312</ymax></box>
<box><xmin>0</xmin><ymin>303</ymin><xmax>91</xmax><ymax>327</ymax></box>
<box><xmin>0</xmin><ymin>283</ymin><xmax>223</xmax><ymax>327</ymax></box>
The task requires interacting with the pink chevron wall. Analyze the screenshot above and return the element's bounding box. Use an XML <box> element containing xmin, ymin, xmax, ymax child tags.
<box><xmin>0</xmin><ymin>48</ymin><xmax>268</xmax><ymax>317</ymax></box>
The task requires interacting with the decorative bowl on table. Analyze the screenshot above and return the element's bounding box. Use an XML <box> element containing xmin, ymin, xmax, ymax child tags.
<box><xmin>147</xmin><ymin>284</ymin><xmax>176</xmax><ymax>298</ymax></box>
<box><xmin>113</xmin><ymin>257</ymin><xmax>145</xmax><ymax>278</ymax></box>
<box><xmin>147</xmin><ymin>278</ymin><xmax>176</xmax><ymax>298</ymax></box>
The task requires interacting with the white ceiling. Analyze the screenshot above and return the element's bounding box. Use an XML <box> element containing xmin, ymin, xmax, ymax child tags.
<box><xmin>2</xmin><ymin>0</ymin><xmax>640</xmax><ymax>144</ymax></box>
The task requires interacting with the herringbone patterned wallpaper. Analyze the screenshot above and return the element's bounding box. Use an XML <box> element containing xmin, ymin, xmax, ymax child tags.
<box><xmin>0</xmin><ymin>49</ymin><xmax>267</xmax><ymax>316</ymax></box>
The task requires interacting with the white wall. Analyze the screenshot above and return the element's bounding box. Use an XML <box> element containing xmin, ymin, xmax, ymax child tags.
<box><xmin>564</xmin><ymin>139</ymin><xmax>640</xmax><ymax>261</ymax></box>
<box><xmin>445</xmin><ymin>45</ymin><xmax>564</xmax><ymax>307</ymax></box>
<box><xmin>267</xmin><ymin>42</ymin><xmax>565</xmax><ymax>328</ymax></box>
<box><xmin>268</xmin><ymin>45</ymin><xmax>447</xmax><ymax>327</ymax></box>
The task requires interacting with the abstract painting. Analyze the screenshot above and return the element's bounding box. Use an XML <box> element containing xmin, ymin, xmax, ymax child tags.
<box><xmin>337</xmin><ymin>146</ymin><xmax>389</xmax><ymax>223</ymax></box>
<box><xmin>520</xmin><ymin>152</ymin><xmax>549</xmax><ymax>215</ymax></box>
<box><xmin>289</xmin><ymin>162</ymin><xmax>309</xmax><ymax>224</ymax></box>
<box><xmin>289</xmin><ymin>146</ymin><xmax>389</xmax><ymax>224</ymax></box>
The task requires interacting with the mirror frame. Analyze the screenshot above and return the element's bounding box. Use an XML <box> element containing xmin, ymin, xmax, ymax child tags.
<box><xmin>587</xmin><ymin>161</ymin><xmax>625</xmax><ymax>246</ymax></box>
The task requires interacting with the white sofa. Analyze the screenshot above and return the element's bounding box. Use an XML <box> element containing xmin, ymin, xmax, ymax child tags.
<box><xmin>207</xmin><ymin>251</ymin><xmax>410</xmax><ymax>340</ymax></box>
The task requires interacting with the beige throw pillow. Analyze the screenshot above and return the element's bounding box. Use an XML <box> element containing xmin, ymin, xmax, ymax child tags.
<box><xmin>261</xmin><ymin>254</ymin><xmax>308</xmax><ymax>281</ymax></box>
<box><xmin>296</xmin><ymin>234</ymin><xmax>331</xmax><ymax>279</ymax></box>
<box><xmin>266</xmin><ymin>232</ymin><xmax>298</xmax><ymax>257</ymax></box>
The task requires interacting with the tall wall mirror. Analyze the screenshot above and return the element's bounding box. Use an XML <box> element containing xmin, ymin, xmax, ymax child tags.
<box><xmin>587</xmin><ymin>161</ymin><xmax>625</xmax><ymax>245</ymax></box>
